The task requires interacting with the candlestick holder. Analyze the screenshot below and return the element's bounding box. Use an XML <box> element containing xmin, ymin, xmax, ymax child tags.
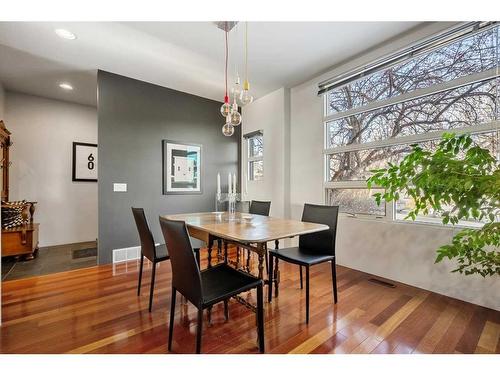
<box><xmin>228</xmin><ymin>192</ymin><xmax>236</xmax><ymax>219</ymax></box>
<box><xmin>215</xmin><ymin>192</ymin><xmax>241</xmax><ymax>214</ymax></box>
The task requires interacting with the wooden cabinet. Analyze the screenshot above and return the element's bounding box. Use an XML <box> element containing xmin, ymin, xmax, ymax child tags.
<box><xmin>0</xmin><ymin>120</ymin><xmax>40</xmax><ymax>260</ymax></box>
<box><xmin>0</xmin><ymin>120</ymin><xmax>10</xmax><ymax>201</ymax></box>
<box><xmin>2</xmin><ymin>223</ymin><xmax>39</xmax><ymax>259</ymax></box>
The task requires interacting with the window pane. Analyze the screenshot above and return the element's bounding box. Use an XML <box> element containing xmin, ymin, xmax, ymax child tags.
<box><xmin>326</xmin><ymin>188</ymin><xmax>386</xmax><ymax>216</ymax></box>
<box><xmin>327</xmin><ymin>79</ymin><xmax>497</xmax><ymax>148</ymax></box>
<box><xmin>328</xmin><ymin>131</ymin><xmax>498</xmax><ymax>182</ymax></box>
<box><xmin>328</xmin><ymin>145</ymin><xmax>409</xmax><ymax>182</ymax></box>
<box><xmin>249</xmin><ymin>160</ymin><xmax>263</xmax><ymax>181</ymax></box>
<box><xmin>249</xmin><ymin>136</ymin><xmax>263</xmax><ymax>158</ymax></box>
<box><xmin>327</xmin><ymin>26</ymin><xmax>498</xmax><ymax>115</ymax></box>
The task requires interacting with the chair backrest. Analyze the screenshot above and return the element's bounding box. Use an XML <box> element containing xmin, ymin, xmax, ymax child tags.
<box><xmin>249</xmin><ymin>200</ymin><xmax>271</xmax><ymax>216</ymax></box>
<box><xmin>235</xmin><ymin>200</ymin><xmax>250</xmax><ymax>213</ymax></box>
<box><xmin>159</xmin><ymin>217</ymin><xmax>202</xmax><ymax>307</ymax></box>
<box><xmin>131</xmin><ymin>207</ymin><xmax>157</xmax><ymax>262</ymax></box>
<box><xmin>299</xmin><ymin>204</ymin><xmax>339</xmax><ymax>256</ymax></box>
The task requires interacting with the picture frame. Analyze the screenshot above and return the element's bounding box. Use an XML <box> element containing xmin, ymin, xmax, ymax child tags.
<box><xmin>72</xmin><ymin>142</ymin><xmax>98</xmax><ymax>182</ymax></box>
<box><xmin>162</xmin><ymin>140</ymin><xmax>202</xmax><ymax>195</ymax></box>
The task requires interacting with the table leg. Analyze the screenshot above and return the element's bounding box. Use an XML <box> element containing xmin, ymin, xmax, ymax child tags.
<box><xmin>257</xmin><ymin>244</ymin><xmax>264</xmax><ymax>280</ymax></box>
<box><xmin>207</xmin><ymin>235</ymin><xmax>213</xmax><ymax>268</ymax></box>
<box><xmin>246</xmin><ymin>249</ymin><xmax>251</xmax><ymax>273</ymax></box>
<box><xmin>274</xmin><ymin>240</ymin><xmax>280</xmax><ymax>298</ymax></box>
<box><xmin>224</xmin><ymin>241</ymin><xmax>228</xmax><ymax>264</ymax></box>
<box><xmin>217</xmin><ymin>239</ymin><xmax>222</xmax><ymax>262</ymax></box>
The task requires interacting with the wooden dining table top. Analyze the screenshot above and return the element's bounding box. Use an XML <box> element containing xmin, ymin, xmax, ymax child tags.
<box><xmin>162</xmin><ymin>211</ymin><xmax>329</xmax><ymax>243</ymax></box>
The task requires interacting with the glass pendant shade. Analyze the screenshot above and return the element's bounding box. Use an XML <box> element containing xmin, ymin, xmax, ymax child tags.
<box><xmin>239</xmin><ymin>80</ymin><xmax>253</xmax><ymax>105</ymax></box>
<box><xmin>230</xmin><ymin>109</ymin><xmax>241</xmax><ymax>126</ymax></box>
<box><xmin>220</xmin><ymin>101</ymin><xmax>231</xmax><ymax>117</ymax></box>
<box><xmin>222</xmin><ymin>122</ymin><xmax>235</xmax><ymax>136</ymax></box>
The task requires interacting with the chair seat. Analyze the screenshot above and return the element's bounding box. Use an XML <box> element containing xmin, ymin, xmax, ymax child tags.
<box><xmin>201</xmin><ymin>264</ymin><xmax>262</xmax><ymax>307</ymax></box>
<box><xmin>269</xmin><ymin>246</ymin><xmax>334</xmax><ymax>266</ymax></box>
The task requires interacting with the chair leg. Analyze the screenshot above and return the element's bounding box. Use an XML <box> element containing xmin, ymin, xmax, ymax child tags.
<box><xmin>257</xmin><ymin>284</ymin><xmax>265</xmax><ymax>353</ymax></box>
<box><xmin>305</xmin><ymin>266</ymin><xmax>310</xmax><ymax>324</ymax></box>
<box><xmin>299</xmin><ymin>266</ymin><xmax>303</xmax><ymax>289</ymax></box>
<box><xmin>148</xmin><ymin>261</ymin><xmax>157</xmax><ymax>312</ymax></box>
<box><xmin>196</xmin><ymin>308</ymin><xmax>203</xmax><ymax>354</ymax></box>
<box><xmin>331</xmin><ymin>260</ymin><xmax>338</xmax><ymax>304</ymax></box>
<box><xmin>137</xmin><ymin>254</ymin><xmax>144</xmax><ymax>296</ymax></box>
<box><xmin>224</xmin><ymin>299</ymin><xmax>229</xmax><ymax>321</ymax></box>
<box><xmin>274</xmin><ymin>257</ymin><xmax>280</xmax><ymax>298</ymax></box>
<box><xmin>168</xmin><ymin>288</ymin><xmax>176</xmax><ymax>351</ymax></box>
<box><xmin>268</xmin><ymin>254</ymin><xmax>274</xmax><ymax>303</ymax></box>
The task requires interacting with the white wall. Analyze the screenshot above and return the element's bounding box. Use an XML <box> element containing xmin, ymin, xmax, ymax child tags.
<box><xmin>5</xmin><ymin>92</ymin><xmax>97</xmax><ymax>247</ymax></box>
<box><xmin>241</xmin><ymin>87</ymin><xmax>290</xmax><ymax>218</ymax></box>
<box><xmin>0</xmin><ymin>82</ymin><xmax>5</xmax><ymax>120</ymax></box>
<box><xmin>245</xmin><ymin>22</ymin><xmax>499</xmax><ymax>310</ymax></box>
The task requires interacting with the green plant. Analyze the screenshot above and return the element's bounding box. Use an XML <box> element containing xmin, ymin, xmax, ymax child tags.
<box><xmin>367</xmin><ymin>132</ymin><xmax>499</xmax><ymax>276</ymax></box>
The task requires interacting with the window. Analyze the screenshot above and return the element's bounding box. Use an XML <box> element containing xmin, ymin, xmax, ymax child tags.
<box><xmin>245</xmin><ymin>131</ymin><xmax>264</xmax><ymax>181</ymax></box>
<box><xmin>322</xmin><ymin>23</ymin><xmax>500</xmax><ymax>223</ymax></box>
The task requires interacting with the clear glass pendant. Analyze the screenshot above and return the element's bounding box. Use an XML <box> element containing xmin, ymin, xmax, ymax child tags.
<box><xmin>239</xmin><ymin>80</ymin><xmax>253</xmax><ymax>105</ymax></box>
<box><xmin>230</xmin><ymin>110</ymin><xmax>241</xmax><ymax>126</ymax></box>
<box><xmin>222</xmin><ymin>121</ymin><xmax>234</xmax><ymax>136</ymax></box>
<box><xmin>229</xmin><ymin>101</ymin><xmax>241</xmax><ymax>126</ymax></box>
<box><xmin>220</xmin><ymin>102</ymin><xmax>231</xmax><ymax>117</ymax></box>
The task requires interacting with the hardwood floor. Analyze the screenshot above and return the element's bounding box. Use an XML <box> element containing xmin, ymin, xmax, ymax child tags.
<box><xmin>1</xmin><ymin>248</ymin><xmax>499</xmax><ymax>354</ymax></box>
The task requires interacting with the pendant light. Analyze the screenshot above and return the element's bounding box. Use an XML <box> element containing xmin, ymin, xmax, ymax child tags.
<box><xmin>220</xmin><ymin>30</ymin><xmax>231</xmax><ymax>118</ymax></box>
<box><xmin>239</xmin><ymin>22</ymin><xmax>254</xmax><ymax>106</ymax></box>
<box><xmin>221</xmin><ymin>29</ymin><xmax>234</xmax><ymax>136</ymax></box>
<box><xmin>228</xmin><ymin>24</ymin><xmax>242</xmax><ymax>127</ymax></box>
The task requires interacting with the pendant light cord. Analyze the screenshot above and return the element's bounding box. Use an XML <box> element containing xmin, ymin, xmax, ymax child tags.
<box><xmin>245</xmin><ymin>22</ymin><xmax>248</xmax><ymax>81</ymax></box>
<box><xmin>225</xmin><ymin>29</ymin><xmax>228</xmax><ymax>102</ymax></box>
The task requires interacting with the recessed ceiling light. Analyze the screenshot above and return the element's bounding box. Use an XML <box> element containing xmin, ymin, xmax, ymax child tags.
<box><xmin>59</xmin><ymin>83</ymin><xmax>73</xmax><ymax>90</ymax></box>
<box><xmin>55</xmin><ymin>28</ymin><xmax>77</xmax><ymax>40</ymax></box>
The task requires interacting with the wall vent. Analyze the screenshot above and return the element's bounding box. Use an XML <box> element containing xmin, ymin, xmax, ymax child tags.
<box><xmin>112</xmin><ymin>245</ymin><xmax>140</xmax><ymax>263</ymax></box>
<box><xmin>112</xmin><ymin>244</ymin><xmax>160</xmax><ymax>263</ymax></box>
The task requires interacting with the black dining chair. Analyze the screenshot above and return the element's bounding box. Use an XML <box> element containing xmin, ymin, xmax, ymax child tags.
<box><xmin>159</xmin><ymin>216</ymin><xmax>265</xmax><ymax>354</ymax></box>
<box><xmin>249</xmin><ymin>200</ymin><xmax>271</xmax><ymax>216</ymax></box>
<box><xmin>268</xmin><ymin>204</ymin><xmax>339</xmax><ymax>324</ymax></box>
<box><xmin>243</xmin><ymin>200</ymin><xmax>272</xmax><ymax>273</ymax></box>
<box><xmin>132</xmin><ymin>207</ymin><xmax>200</xmax><ymax>312</ymax></box>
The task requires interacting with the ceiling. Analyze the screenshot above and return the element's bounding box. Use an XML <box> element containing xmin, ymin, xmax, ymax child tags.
<box><xmin>0</xmin><ymin>21</ymin><xmax>425</xmax><ymax>107</ymax></box>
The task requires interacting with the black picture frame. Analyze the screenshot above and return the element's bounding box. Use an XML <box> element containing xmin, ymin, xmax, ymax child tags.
<box><xmin>162</xmin><ymin>140</ymin><xmax>202</xmax><ymax>195</ymax></box>
<box><xmin>72</xmin><ymin>142</ymin><xmax>98</xmax><ymax>182</ymax></box>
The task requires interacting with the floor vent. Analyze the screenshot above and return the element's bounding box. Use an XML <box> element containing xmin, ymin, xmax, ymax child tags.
<box><xmin>368</xmin><ymin>278</ymin><xmax>396</xmax><ymax>288</ymax></box>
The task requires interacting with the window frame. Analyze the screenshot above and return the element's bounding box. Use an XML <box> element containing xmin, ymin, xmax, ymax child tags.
<box><xmin>245</xmin><ymin>131</ymin><xmax>264</xmax><ymax>182</ymax></box>
<box><xmin>322</xmin><ymin>24</ymin><xmax>499</xmax><ymax>225</ymax></box>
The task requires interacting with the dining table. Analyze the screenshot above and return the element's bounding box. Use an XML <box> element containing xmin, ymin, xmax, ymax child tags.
<box><xmin>162</xmin><ymin>211</ymin><xmax>329</xmax><ymax>310</ymax></box>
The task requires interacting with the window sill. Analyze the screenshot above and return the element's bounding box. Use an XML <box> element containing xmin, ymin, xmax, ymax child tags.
<box><xmin>340</xmin><ymin>212</ymin><xmax>484</xmax><ymax>230</ymax></box>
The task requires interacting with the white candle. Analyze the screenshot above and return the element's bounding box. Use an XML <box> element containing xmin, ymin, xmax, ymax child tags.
<box><xmin>228</xmin><ymin>173</ymin><xmax>232</xmax><ymax>194</ymax></box>
<box><xmin>217</xmin><ymin>173</ymin><xmax>221</xmax><ymax>194</ymax></box>
<box><xmin>233</xmin><ymin>173</ymin><xmax>237</xmax><ymax>194</ymax></box>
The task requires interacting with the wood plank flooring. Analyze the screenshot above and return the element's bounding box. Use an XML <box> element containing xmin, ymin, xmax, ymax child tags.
<box><xmin>1</xmin><ymin>249</ymin><xmax>499</xmax><ymax>354</ymax></box>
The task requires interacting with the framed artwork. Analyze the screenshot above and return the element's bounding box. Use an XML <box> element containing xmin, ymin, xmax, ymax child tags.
<box><xmin>162</xmin><ymin>140</ymin><xmax>202</xmax><ymax>195</ymax></box>
<box><xmin>72</xmin><ymin>142</ymin><xmax>98</xmax><ymax>182</ymax></box>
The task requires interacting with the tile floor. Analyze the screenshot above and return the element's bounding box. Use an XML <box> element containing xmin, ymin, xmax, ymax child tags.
<box><xmin>1</xmin><ymin>241</ymin><xmax>97</xmax><ymax>281</ymax></box>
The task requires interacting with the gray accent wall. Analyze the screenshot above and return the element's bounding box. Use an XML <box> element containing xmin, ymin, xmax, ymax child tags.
<box><xmin>98</xmin><ymin>71</ymin><xmax>240</xmax><ymax>264</ymax></box>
